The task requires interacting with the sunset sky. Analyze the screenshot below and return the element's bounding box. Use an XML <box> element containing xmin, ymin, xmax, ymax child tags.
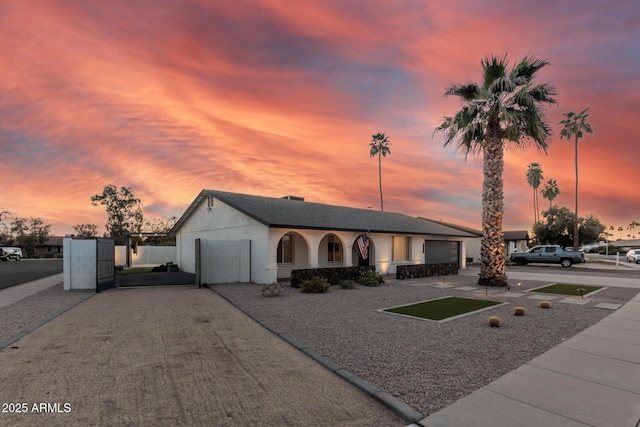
<box><xmin>1</xmin><ymin>0</ymin><xmax>639</xmax><ymax>238</ymax></box>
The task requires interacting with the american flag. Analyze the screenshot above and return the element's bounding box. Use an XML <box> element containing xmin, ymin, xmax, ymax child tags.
<box><xmin>357</xmin><ymin>234</ymin><xmax>369</xmax><ymax>259</ymax></box>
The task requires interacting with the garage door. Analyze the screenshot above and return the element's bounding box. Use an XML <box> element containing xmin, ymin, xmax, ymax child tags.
<box><xmin>425</xmin><ymin>240</ymin><xmax>459</xmax><ymax>266</ymax></box>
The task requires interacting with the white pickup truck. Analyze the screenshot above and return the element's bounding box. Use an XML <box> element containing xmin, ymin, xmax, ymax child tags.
<box><xmin>510</xmin><ymin>245</ymin><xmax>584</xmax><ymax>267</ymax></box>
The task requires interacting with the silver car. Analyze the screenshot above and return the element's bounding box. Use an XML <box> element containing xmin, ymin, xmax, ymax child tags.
<box><xmin>627</xmin><ymin>249</ymin><xmax>640</xmax><ymax>263</ymax></box>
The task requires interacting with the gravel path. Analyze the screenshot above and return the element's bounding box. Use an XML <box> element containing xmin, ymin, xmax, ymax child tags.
<box><xmin>0</xmin><ymin>284</ymin><xmax>94</xmax><ymax>346</ymax></box>
<box><xmin>213</xmin><ymin>275</ymin><xmax>639</xmax><ymax>417</ymax></box>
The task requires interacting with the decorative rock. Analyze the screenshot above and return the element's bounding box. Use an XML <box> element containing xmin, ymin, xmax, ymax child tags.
<box><xmin>539</xmin><ymin>301</ymin><xmax>552</xmax><ymax>309</ymax></box>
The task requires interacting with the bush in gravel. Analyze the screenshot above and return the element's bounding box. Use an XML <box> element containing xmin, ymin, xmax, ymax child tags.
<box><xmin>539</xmin><ymin>301</ymin><xmax>552</xmax><ymax>309</ymax></box>
<box><xmin>300</xmin><ymin>276</ymin><xmax>330</xmax><ymax>293</ymax></box>
<box><xmin>338</xmin><ymin>279</ymin><xmax>356</xmax><ymax>289</ymax></box>
<box><xmin>357</xmin><ymin>270</ymin><xmax>384</xmax><ymax>287</ymax></box>
<box><xmin>513</xmin><ymin>306</ymin><xmax>526</xmax><ymax>316</ymax></box>
<box><xmin>488</xmin><ymin>316</ymin><xmax>502</xmax><ymax>327</ymax></box>
<box><xmin>261</xmin><ymin>283</ymin><xmax>283</xmax><ymax>297</ymax></box>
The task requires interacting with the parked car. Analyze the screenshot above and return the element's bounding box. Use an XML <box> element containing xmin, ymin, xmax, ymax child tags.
<box><xmin>627</xmin><ymin>249</ymin><xmax>640</xmax><ymax>263</ymax></box>
<box><xmin>510</xmin><ymin>245</ymin><xmax>585</xmax><ymax>267</ymax></box>
<box><xmin>0</xmin><ymin>247</ymin><xmax>23</xmax><ymax>261</ymax></box>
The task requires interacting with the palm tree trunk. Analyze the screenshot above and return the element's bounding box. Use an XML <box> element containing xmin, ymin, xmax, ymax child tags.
<box><xmin>533</xmin><ymin>187</ymin><xmax>536</xmax><ymax>224</ymax></box>
<box><xmin>378</xmin><ymin>152</ymin><xmax>384</xmax><ymax>211</ymax></box>
<box><xmin>574</xmin><ymin>136</ymin><xmax>579</xmax><ymax>249</ymax></box>
<box><xmin>479</xmin><ymin>133</ymin><xmax>507</xmax><ymax>287</ymax></box>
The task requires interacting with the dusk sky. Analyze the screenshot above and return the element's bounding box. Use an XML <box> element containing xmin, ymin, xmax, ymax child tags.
<box><xmin>1</xmin><ymin>0</ymin><xmax>639</xmax><ymax>237</ymax></box>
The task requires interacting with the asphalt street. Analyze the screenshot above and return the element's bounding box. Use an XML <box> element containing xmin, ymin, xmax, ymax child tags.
<box><xmin>0</xmin><ymin>259</ymin><xmax>63</xmax><ymax>290</ymax></box>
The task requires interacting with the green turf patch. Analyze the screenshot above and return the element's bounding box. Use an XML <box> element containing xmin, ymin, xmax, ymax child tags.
<box><xmin>530</xmin><ymin>284</ymin><xmax>602</xmax><ymax>296</ymax></box>
<box><xmin>383</xmin><ymin>297</ymin><xmax>504</xmax><ymax>321</ymax></box>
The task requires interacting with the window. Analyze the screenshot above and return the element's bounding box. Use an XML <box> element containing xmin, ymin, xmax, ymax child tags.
<box><xmin>327</xmin><ymin>235</ymin><xmax>342</xmax><ymax>262</ymax></box>
<box><xmin>277</xmin><ymin>233</ymin><xmax>294</xmax><ymax>264</ymax></box>
<box><xmin>392</xmin><ymin>236</ymin><xmax>411</xmax><ymax>261</ymax></box>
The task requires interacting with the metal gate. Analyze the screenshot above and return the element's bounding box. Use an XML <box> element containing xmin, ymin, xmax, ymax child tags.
<box><xmin>96</xmin><ymin>239</ymin><xmax>115</xmax><ymax>293</ymax></box>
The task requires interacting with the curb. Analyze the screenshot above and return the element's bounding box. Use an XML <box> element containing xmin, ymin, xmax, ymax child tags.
<box><xmin>207</xmin><ymin>284</ymin><xmax>425</xmax><ymax>424</ymax></box>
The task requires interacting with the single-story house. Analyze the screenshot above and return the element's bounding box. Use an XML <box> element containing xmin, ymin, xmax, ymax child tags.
<box><xmin>503</xmin><ymin>230</ymin><xmax>530</xmax><ymax>255</ymax></box>
<box><xmin>33</xmin><ymin>236</ymin><xmax>64</xmax><ymax>258</ymax></box>
<box><xmin>169</xmin><ymin>190</ymin><xmax>478</xmax><ymax>284</ymax></box>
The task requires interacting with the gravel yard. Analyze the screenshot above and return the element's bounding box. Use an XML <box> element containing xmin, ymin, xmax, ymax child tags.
<box><xmin>213</xmin><ymin>275</ymin><xmax>639</xmax><ymax>416</ymax></box>
<box><xmin>0</xmin><ymin>283</ymin><xmax>94</xmax><ymax>346</ymax></box>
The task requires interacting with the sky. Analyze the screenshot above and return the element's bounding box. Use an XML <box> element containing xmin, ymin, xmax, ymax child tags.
<box><xmin>1</xmin><ymin>0</ymin><xmax>639</xmax><ymax>238</ymax></box>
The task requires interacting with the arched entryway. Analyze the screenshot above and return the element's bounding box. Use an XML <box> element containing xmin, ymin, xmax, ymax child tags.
<box><xmin>276</xmin><ymin>231</ymin><xmax>309</xmax><ymax>279</ymax></box>
<box><xmin>318</xmin><ymin>233</ymin><xmax>345</xmax><ymax>268</ymax></box>
<box><xmin>352</xmin><ymin>234</ymin><xmax>374</xmax><ymax>267</ymax></box>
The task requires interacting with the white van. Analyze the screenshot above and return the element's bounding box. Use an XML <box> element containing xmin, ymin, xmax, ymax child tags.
<box><xmin>0</xmin><ymin>247</ymin><xmax>22</xmax><ymax>261</ymax></box>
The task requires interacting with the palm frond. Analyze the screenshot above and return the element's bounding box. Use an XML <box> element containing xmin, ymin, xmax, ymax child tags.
<box><xmin>481</xmin><ymin>54</ymin><xmax>508</xmax><ymax>90</ymax></box>
<box><xmin>510</xmin><ymin>56</ymin><xmax>550</xmax><ymax>82</ymax></box>
<box><xmin>444</xmin><ymin>83</ymin><xmax>480</xmax><ymax>101</ymax></box>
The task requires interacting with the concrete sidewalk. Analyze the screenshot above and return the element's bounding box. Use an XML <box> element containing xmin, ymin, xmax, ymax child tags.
<box><xmin>419</xmin><ymin>278</ymin><xmax>640</xmax><ymax>427</ymax></box>
<box><xmin>0</xmin><ymin>273</ymin><xmax>63</xmax><ymax>308</ymax></box>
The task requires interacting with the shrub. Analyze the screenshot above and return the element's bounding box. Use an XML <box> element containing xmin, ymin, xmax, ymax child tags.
<box><xmin>261</xmin><ymin>283</ymin><xmax>283</xmax><ymax>297</ymax></box>
<box><xmin>513</xmin><ymin>306</ymin><xmax>526</xmax><ymax>316</ymax></box>
<box><xmin>300</xmin><ymin>276</ymin><xmax>330</xmax><ymax>293</ymax></box>
<box><xmin>338</xmin><ymin>279</ymin><xmax>356</xmax><ymax>289</ymax></box>
<box><xmin>357</xmin><ymin>270</ymin><xmax>384</xmax><ymax>287</ymax></box>
<box><xmin>488</xmin><ymin>316</ymin><xmax>502</xmax><ymax>327</ymax></box>
<box><xmin>539</xmin><ymin>301</ymin><xmax>552</xmax><ymax>309</ymax></box>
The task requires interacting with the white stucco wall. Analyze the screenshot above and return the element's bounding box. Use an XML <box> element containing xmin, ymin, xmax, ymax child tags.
<box><xmin>115</xmin><ymin>246</ymin><xmax>176</xmax><ymax>266</ymax></box>
<box><xmin>63</xmin><ymin>238</ymin><xmax>97</xmax><ymax>290</ymax></box>
<box><xmin>268</xmin><ymin>229</ymin><xmax>467</xmax><ymax>277</ymax></box>
<box><xmin>175</xmin><ymin>196</ymin><xmax>271</xmax><ymax>283</ymax></box>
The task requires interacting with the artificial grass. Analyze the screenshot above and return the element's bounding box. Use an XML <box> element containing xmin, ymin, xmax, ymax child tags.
<box><xmin>384</xmin><ymin>297</ymin><xmax>503</xmax><ymax>321</ymax></box>
<box><xmin>531</xmin><ymin>284</ymin><xmax>602</xmax><ymax>296</ymax></box>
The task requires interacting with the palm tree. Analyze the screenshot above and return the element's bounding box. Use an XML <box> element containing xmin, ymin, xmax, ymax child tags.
<box><xmin>526</xmin><ymin>163</ymin><xmax>544</xmax><ymax>223</ymax></box>
<box><xmin>435</xmin><ymin>54</ymin><xmax>556</xmax><ymax>287</ymax></box>
<box><xmin>618</xmin><ymin>226</ymin><xmax>624</xmax><ymax>239</ymax></box>
<box><xmin>559</xmin><ymin>107</ymin><xmax>593</xmax><ymax>250</ymax></box>
<box><xmin>540</xmin><ymin>179</ymin><xmax>560</xmax><ymax>209</ymax></box>
<box><xmin>628</xmin><ymin>221</ymin><xmax>640</xmax><ymax>239</ymax></box>
<box><xmin>369</xmin><ymin>132</ymin><xmax>391</xmax><ymax>211</ymax></box>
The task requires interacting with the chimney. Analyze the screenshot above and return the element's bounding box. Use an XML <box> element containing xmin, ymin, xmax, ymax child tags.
<box><xmin>281</xmin><ymin>195</ymin><xmax>304</xmax><ymax>201</ymax></box>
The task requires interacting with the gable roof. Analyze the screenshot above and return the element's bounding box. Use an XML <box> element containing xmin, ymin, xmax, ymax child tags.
<box><xmin>503</xmin><ymin>230</ymin><xmax>529</xmax><ymax>241</ymax></box>
<box><xmin>419</xmin><ymin>217</ymin><xmax>482</xmax><ymax>237</ymax></box>
<box><xmin>170</xmin><ymin>190</ymin><xmax>478</xmax><ymax>238</ymax></box>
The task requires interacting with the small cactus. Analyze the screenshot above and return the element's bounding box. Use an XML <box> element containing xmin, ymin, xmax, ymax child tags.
<box><xmin>488</xmin><ymin>316</ymin><xmax>502</xmax><ymax>327</ymax></box>
<box><xmin>539</xmin><ymin>301</ymin><xmax>552</xmax><ymax>309</ymax></box>
<box><xmin>513</xmin><ymin>306</ymin><xmax>526</xmax><ymax>316</ymax></box>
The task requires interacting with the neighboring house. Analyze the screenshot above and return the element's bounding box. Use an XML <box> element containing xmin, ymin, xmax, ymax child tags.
<box><xmin>169</xmin><ymin>190</ymin><xmax>478</xmax><ymax>284</ymax></box>
<box><xmin>503</xmin><ymin>230</ymin><xmax>530</xmax><ymax>255</ymax></box>
<box><xmin>611</xmin><ymin>239</ymin><xmax>640</xmax><ymax>251</ymax></box>
<box><xmin>33</xmin><ymin>236</ymin><xmax>64</xmax><ymax>258</ymax></box>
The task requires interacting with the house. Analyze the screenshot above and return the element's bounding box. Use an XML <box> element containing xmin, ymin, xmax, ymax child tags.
<box><xmin>169</xmin><ymin>190</ymin><xmax>478</xmax><ymax>284</ymax></box>
<box><xmin>33</xmin><ymin>236</ymin><xmax>64</xmax><ymax>258</ymax></box>
<box><xmin>419</xmin><ymin>221</ymin><xmax>531</xmax><ymax>260</ymax></box>
<box><xmin>503</xmin><ymin>230</ymin><xmax>530</xmax><ymax>255</ymax></box>
<box><xmin>419</xmin><ymin>218</ymin><xmax>482</xmax><ymax>263</ymax></box>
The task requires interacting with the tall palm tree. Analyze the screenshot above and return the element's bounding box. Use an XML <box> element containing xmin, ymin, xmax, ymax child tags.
<box><xmin>526</xmin><ymin>163</ymin><xmax>544</xmax><ymax>224</ymax></box>
<box><xmin>541</xmin><ymin>178</ymin><xmax>560</xmax><ymax>209</ymax></box>
<box><xmin>618</xmin><ymin>226</ymin><xmax>624</xmax><ymax>239</ymax></box>
<box><xmin>559</xmin><ymin>107</ymin><xmax>593</xmax><ymax>250</ymax></box>
<box><xmin>369</xmin><ymin>132</ymin><xmax>391</xmax><ymax>211</ymax></box>
<box><xmin>628</xmin><ymin>220</ymin><xmax>640</xmax><ymax>239</ymax></box>
<box><xmin>435</xmin><ymin>54</ymin><xmax>556</xmax><ymax>287</ymax></box>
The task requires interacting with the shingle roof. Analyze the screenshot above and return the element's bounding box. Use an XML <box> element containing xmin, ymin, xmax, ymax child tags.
<box><xmin>170</xmin><ymin>190</ymin><xmax>477</xmax><ymax>238</ymax></box>
<box><xmin>503</xmin><ymin>230</ymin><xmax>529</xmax><ymax>241</ymax></box>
